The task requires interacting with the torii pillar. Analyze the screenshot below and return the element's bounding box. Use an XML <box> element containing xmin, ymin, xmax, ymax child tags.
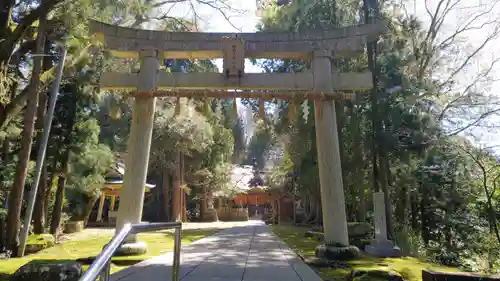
<box><xmin>115</xmin><ymin>49</ymin><xmax>158</xmax><ymax>255</ymax></box>
<box><xmin>313</xmin><ymin>49</ymin><xmax>349</xmax><ymax>246</ymax></box>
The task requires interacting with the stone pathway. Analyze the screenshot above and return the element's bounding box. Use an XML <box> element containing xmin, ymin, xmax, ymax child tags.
<box><xmin>110</xmin><ymin>221</ymin><xmax>322</xmax><ymax>281</ymax></box>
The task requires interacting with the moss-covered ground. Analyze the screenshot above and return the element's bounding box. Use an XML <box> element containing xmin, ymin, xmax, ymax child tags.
<box><xmin>0</xmin><ymin>228</ymin><xmax>219</xmax><ymax>280</ymax></box>
<box><xmin>271</xmin><ymin>225</ymin><xmax>461</xmax><ymax>281</ymax></box>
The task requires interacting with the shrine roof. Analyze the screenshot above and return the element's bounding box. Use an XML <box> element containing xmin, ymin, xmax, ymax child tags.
<box><xmin>213</xmin><ymin>165</ymin><xmax>270</xmax><ymax>197</ymax></box>
<box><xmin>105</xmin><ymin>180</ymin><xmax>155</xmax><ymax>189</ymax></box>
<box><xmin>102</xmin><ymin>162</ymin><xmax>156</xmax><ymax>190</ymax></box>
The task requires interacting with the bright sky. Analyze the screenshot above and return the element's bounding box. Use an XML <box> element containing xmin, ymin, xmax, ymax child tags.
<box><xmin>162</xmin><ymin>0</ymin><xmax>500</xmax><ymax>147</ymax></box>
<box><xmin>160</xmin><ymin>0</ymin><xmax>262</xmax><ymax>72</ymax></box>
<box><xmin>405</xmin><ymin>0</ymin><xmax>500</xmax><ymax>148</ymax></box>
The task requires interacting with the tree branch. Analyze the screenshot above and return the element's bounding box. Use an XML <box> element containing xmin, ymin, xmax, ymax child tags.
<box><xmin>0</xmin><ymin>0</ymin><xmax>64</xmax><ymax>65</ymax></box>
<box><xmin>445</xmin><ymin>108</ymin><xmax>500</xmax><ymax>136</ymax></box>
<box><xmin>0</xmin><ymin>42</ymin><xmax>92</xmax><ymax>130</ymax></box>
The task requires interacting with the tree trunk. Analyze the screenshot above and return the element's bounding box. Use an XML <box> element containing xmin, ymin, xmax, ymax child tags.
<box><xmin>44</xmin><ymin>159</ymin><xmax>58</xmax><ymax>225</ymax></box>
<box><xmin>200</xmin><ymin>185</ymin><xmax>207</xmax><ymax>220</ymax></box>
<box><xmin>303</xmin><ymin>196</ymin><xmax>310</xmax><ymax>216</ymax></box>
<box><xmin>5</xmin><ymin>16</ymin><xmax>46</xmax><ymax>254</ymax></box>
<box><xmin>379</xmin><ymin>155</ymin><xmax>394</xmax><ymax>239</ymax></box>
<box><xmin>162</xmin><ymin>170</ymin><xmax>171</xmax><ymax>221</ymax></box>
<box><xmin>405</xmin><ymin>185</ymin><xmax>411</xmax><ymax>224</ymax></box>
<box><xmin>43</xmin><ymin>175</ymin><xmax>54</xmax><ymax>225</ymax></box>
<box><xmin>172</xmin><ymin>152</ymin><xmax>181</xmax><ymax>221</ymax></box>
<box><xmin>277</xmin><ymin>198</ymin><xmax>281</xmax><ymax>224</ymax></box>
<box><xmin>314</xmin><ymin>196</ymin><xmax>322</xmax><ymax>226</ymax></box>
<box><xmin>299</xmin><ymin>196</ymin><xmax>308</xmax><ymax>224</ymax></box>
<box><xmin>1</xmin><ymin>119</ymin><xmax>10</xmax><ymax>157</ymax></box>
<box><xmin>49</xmin><ymin>79</ymin><xmax>78</xmax><ymax>234</ymax></box>
<box><xmin>309</xmin><ymin>195</ymin><xmax>319</xmax><ymax>225</ymax></box>
<box><xmin>181</xmin><ymin>190</ymin><xmax>187</xmax><ymax>222</ymax></box>
<box><xmin>32</xmin><ymin>165</ymin><xmax>47</xmax><ymax>234</ymax></box>
<box><xmin>395</xmin><ymin>184</ymin><xmax>408</xmax><ymax>225</ymax></box>
<box><xmin>49</xmin><ymin>174</ymin><xmax>65</xmax><ymax>235</ymax></box>
<box><xmin>83</xmin><ymin>195</ymin><xmax>98</xmax><ymax>227</ymax></box>
<box><xmin>486</xmin><ymin>197</ymin><xmax>500</xmax><ymax>243</ymax></box>
<box><xmin>334</xmin><ymin>101</ymin><xmax>349</xmax><ymax>193</ymax></box>
<box><xmin>420</xmin><ymin>189</ymin><xmax>430</xmax><ymax>245</ymax></box>
<box><xmin>32</xmin><ymin>80</ymin><xmax>49</xmax><ymax>234</ymax></box>
<box><xmin>0</xmin><ymin>121</ymin><xmax>11</xmax><ymax>249</ymax></box>
<box><xmin>0</xmin><ymin>215</ymin><xmax>5</xmax><ymax>250</ymax></box>
<box><xmin>49</xmin><ymin>136</ymin><xmax>73</xmax><ymax>236</ymax></box>
<box><xmin>180</xmin><ymin>153</ymin><xmax>187</xmax><ymax>222</ymax></box>
<box><xmin>207</xmin><ymin>192</ymin><xmax>213</xmax><ymax>209</ymax></box>
<box><xmin>410</xmin><ymin>190</ymin><xmax>419</xmax><ymax>231</ymax></box>
<box><xmin>350</xmin><ymin>99</ymin><xmax>366</xmax><ymax>222</ymax></box>
<box><xmin>301</xmin><ymin>196</ymin><xmax>314</xmax><ymax>224</ymax></box>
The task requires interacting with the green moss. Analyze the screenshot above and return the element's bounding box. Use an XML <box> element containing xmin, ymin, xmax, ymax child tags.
<box><xmin>25</xmin><ymin>234</ymin><xmax>56</xmax><ymax>254</ymax></box>
<box><xmin>272</xmin><ymin>225</ymin><xmax>460</xmax><ymax>281</ymax></box>
<box><xmin>0</xmin><ymin>228</ymin><xmax>219</xmax><ymax>280</ymax></box>
<box><xmin>26</xmin><ymin>234</ymin><xmax>55</xmax><ymax>246</ymax></box>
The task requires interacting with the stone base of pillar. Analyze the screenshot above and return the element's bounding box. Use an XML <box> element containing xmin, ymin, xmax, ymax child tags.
<box><xmin>115</xmin><ymin>241</ymin><xmax>148</xmax><ymax>256</ymax></box>
<box><xmin>365</xmin><ymin>240</ymin><xmax>402</xmax><ymax>258</ymax></box>
<box><xmin>315</xmin><ymin>244</ymin><xmax>361</xmax><ymax>261</ymax></box>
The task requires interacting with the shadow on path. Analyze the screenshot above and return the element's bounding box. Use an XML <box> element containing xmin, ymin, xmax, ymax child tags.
<box><xmin>110</xmin><ymin>222</ymin><xmax>322</xmax><ymax>281</ymax></box>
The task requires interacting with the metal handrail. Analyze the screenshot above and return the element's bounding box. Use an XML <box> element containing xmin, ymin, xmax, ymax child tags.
<box><xmin>78</xmin><ymin>222</ymin><xmax>182</xmax><ymax>281</ymax></box>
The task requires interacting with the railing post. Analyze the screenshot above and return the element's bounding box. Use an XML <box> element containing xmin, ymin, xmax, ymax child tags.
<box><xmin>99</xmin><ymin>261</ymin><xmax>111</xmax><ymax>281</ymax></box>
<box><xmin>78</xmin><ymin>223</ymin><xmax>181</xmax><ymax>281</ymax></box>
<box><xmin>172</xmin><ymin>226</ymin><xmax>182</xmax><ymax>281</ymax></box>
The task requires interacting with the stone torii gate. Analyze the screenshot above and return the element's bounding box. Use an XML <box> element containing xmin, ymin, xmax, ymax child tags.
<box><xmin>90</xmin><ymin>20</ymin><xmax>384</xmax><ymax>254</ymax></box>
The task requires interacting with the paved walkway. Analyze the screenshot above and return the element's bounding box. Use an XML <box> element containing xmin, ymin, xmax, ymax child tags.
<box><xmin>110</xmin><ymin>221</ymin><xmax>322</xmax><ymax>281</ymax></box>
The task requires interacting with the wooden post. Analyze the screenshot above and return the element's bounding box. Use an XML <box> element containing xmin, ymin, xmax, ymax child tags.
<box><xmin>96</xmin><ymin>195</ymin><xmax>105</xmax><ymax>222</ymax></box>
<box><xmin>293</xmin><ymin>194</ymin><xmax>296</xmax><ymax>225</ymax></box>
<box><xmin>172</xmin><ymin>152</ymin><xmax>181</xmax><ymax>221</ymax></box>
<box><xmin>277</xmin><ymin>198</ymin><xmax>281</xmax><ymax>225</ymax></box>
<box><xmin>182</xmin><ymin>191</ymin><xmax>187</xmax><ymax>222</ymax></box>
<box><xmin>313</xmin><ymin>49</ymin><xmax>349</xmax><ymax>246</ymax></box>
<box><xmin>116</xmin><ymin>49</ymin><xmax>158</xmax><ymax>248</ymax></box>
<box><xmin>162</xmin><ymin>171</ymin><xmax>170</xmax><ymax>220</ymax></box>
<box><xmin>181</xmin><ymin>153</ymin><xmax>188</xmax><ymax>222</ymax></box>
<box><xmin>110</xmin><ymin>195</ymin><xmax>116</xmax><ymax>211</ymax></box>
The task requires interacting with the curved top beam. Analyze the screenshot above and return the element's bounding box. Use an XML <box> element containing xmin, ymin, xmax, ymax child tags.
<box><xmin>89</xmin><ymin>20</ymin><xmax>386</xmax><ymax>59</ymax></box>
